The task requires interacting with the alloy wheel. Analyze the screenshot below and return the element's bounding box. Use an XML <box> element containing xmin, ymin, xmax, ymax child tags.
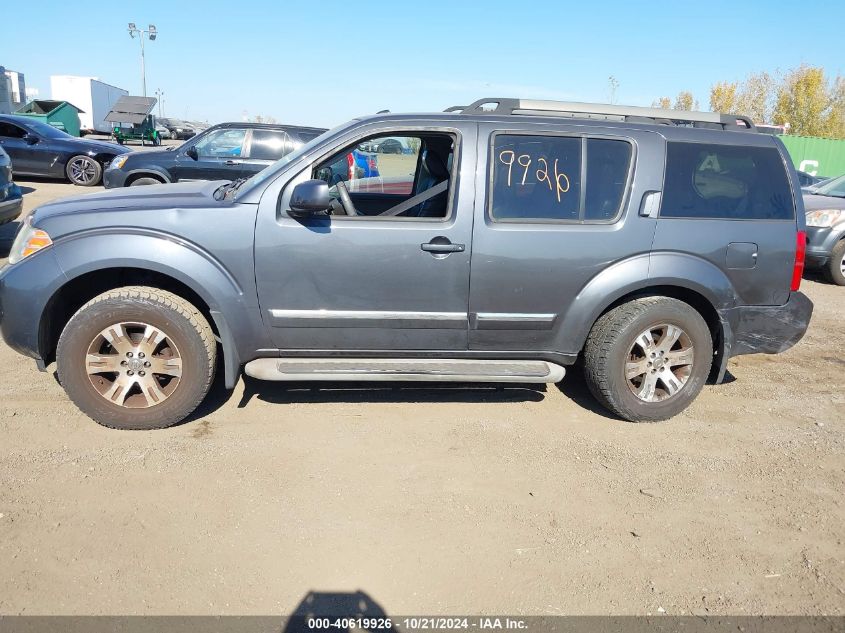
<box><xmin>625</xmin><ymin>323</ymin><xmax>694</xmax><ymax>402</ymax></box>
<box><xmin>85</xmin><ymin>321</ymin><xmax>183</xmax><ymax>408</ymax></box>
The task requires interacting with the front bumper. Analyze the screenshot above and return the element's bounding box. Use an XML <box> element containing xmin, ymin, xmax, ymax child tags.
<box><xmin>102</xmin><ymin>167</ymin><xmax>130</xmax><ymax>189</ymax></box>
<box><xmin>804</xmin><ymin>225</ymin><xmax>845</xmax><ymax>268</ymax></box>
<box><xmin>0</xmin><ymin>249</ymin><xmax>67</xmax><ymax>364</ymax></box>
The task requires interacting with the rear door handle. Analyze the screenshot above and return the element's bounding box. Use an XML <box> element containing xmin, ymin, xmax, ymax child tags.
<box><xmin>225</xmin><ymin>160</ymin><xmax>242</xmax><ymax>166</ymax></box>
<box><xmin>421</xmin><ymin>241</ymin><xmax>465</xmax><ymax>253</ymax></box>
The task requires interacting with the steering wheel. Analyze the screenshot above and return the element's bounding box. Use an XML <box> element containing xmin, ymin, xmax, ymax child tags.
<box><xmin>336</xmin><ymin>181</ymin><xmax>358</xmax><ymax>217</ymax></box>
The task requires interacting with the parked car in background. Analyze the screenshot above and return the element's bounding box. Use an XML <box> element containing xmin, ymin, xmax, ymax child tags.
<box><xmin>803</xmin><ymin>174</ymin><xmax>845</xmax><ymax>285</ymax></box>
<box><xmin>0</xmin><ymin>114</ymin><xmax>130</xmax><ymax>186</ymax></box>
<box><xmin>155</xmin><ymin>125</ymin><xmax>172</xmax><ymax>140</ymax></box>
<box><xmin>802</xmin><ymin>175</ymin><xmax>837</xmax><ymax>193</ymax></box>
<box><xmin>104</xmin><ymin>121</ymin><xmax>326</xmax><ymax>187</ymax></box>
<box><xmin>0</xmin><ymin>98</ymin><xmax>812</xmax><ymax>429</ymax></box>
<box><xmin>796</xmin><ymin>170</ymin><xmax>824</xmax><ymax>189</ymax></box>
<box><xmin>157</xmin><ymin>118</ymin><xmax>196</xmax><ymax>140</ymax></box>
<box><xmin>0</xmin><ymin>146</ymin><xmax>23</xmax><ymax>225</ymax></box>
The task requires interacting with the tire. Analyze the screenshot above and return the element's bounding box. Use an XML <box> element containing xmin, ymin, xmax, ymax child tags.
<box><xmin>583</xmin><ymin>297</ymin><xmax>712</xmax><ymax>422</ymax></box>
<box><xmin>66</xmin><ymin>155</ymin><xmax>103</xmax><ymax>186</ymax></box>
<box><xmin>56</xmin><ymin>286</ymin><xmax>216</xmax><ymax>430</ymax></box>
<box><xmin>130</xmin><ymin>177</ymin><xmax>163</xmax><ymax>186</ymax></box>
<box><xmin>824</xmin><ymin>239</ymin><xmax>845</xmax><ymax>286</ymax></box>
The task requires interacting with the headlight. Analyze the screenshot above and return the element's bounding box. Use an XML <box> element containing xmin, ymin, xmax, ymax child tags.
<box><xmin>8</xmin><ymin>217</ymin><xmax>53</xmax><ymax>265</ymax></box>
<box><xmin>805</xmin><ymin>209</ymin><xmax>845</xmax><ymax>228</ymax></box>
<box><xmin>110</xmin><ymin>155</ymin><xmax>129</xmax><ymax>170</ymax></box>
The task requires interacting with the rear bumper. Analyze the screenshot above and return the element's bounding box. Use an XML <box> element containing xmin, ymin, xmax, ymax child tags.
<box><xmin>721</xmin><ymin>291</ymin><xmax>813</xmax><ymax>355</ymax></box>
<box><xmin>0</xmin><ymin>183</ymin><xmax>23</xmax><ymax>224</ymax></box>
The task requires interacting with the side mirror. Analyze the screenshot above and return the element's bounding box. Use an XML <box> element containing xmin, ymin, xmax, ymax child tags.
<box><xmin>185</xmin><ymin>146</ymin><xmax>199</xmax><ymax>160</ymax></box>
<box><xmin>289</xmin><ymin>179</ymin><xmax>330</xmax><ymax>217</ymax></box>
<box><xmin>23</xmin><ymin>133</ymin><xmax>38</xmax><ymax>145</ymax></box>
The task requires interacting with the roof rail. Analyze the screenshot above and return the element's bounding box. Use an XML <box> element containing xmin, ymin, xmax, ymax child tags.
<box><xmin>451</xmin><ymin>98</ymin><xmax>757</xmax><ymax>131</ymax></box>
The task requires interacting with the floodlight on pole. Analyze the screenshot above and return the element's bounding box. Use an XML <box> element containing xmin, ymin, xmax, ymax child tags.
<box><xmin>127</xmin><ymin>22</ymin><xmax>158</xmax><ymax>97</ymax></box>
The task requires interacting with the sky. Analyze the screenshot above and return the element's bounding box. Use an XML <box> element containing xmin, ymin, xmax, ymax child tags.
<box><xmin>2</xmin><ymin>0</ymin><xmax>844</xmax><ymax>129</ymax></box>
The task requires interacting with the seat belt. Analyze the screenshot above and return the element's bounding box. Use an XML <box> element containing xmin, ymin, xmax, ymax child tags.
<box><xmin>380</xmin><ymin>180</ymin><xmax>449</xmax><ymax>217</ymax></box>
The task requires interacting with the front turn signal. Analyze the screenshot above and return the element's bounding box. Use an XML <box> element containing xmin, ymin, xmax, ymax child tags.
<box><xmin>8</xmin><ymin>221</ymin><xmax>53</xmax><ymax>265</ymax></box>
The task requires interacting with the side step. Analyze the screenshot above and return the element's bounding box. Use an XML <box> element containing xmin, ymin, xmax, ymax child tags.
<box><xmin>243</xmin><ymin>358</ymin><xmax>565</xmax><ymax>383</ymax></box>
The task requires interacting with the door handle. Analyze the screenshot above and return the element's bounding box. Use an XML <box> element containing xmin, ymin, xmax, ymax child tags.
<box><xmin>421</xmin><ymin>241</ymin><xmax>465</xmax><ymax>253</ymax></box>
<box><xmin>225</xmin><ymin>160</ymin><xmax>242</xmax><ymax>165</ymax></box>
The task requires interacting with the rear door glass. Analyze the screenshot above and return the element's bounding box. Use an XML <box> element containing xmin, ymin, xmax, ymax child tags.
<box><xmin>661</xmin><ymin>142</ymin><xmax>794</xmax><ymax>220</ymax></box>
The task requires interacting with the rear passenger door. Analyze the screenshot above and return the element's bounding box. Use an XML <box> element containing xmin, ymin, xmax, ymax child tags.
<box><xmin>653</xmin><ymin>139</ymin><xmax>797</xmax><ymax>305</ymax></box>
<box><xmin>468</xmin><ymin>124</ymin><xmax>663</xmax><ymax>357</ymax></box>
<box><xmin>241</xmin><ymin>129</ymin><xmax>295</xmax><ymax>177</ymax></box>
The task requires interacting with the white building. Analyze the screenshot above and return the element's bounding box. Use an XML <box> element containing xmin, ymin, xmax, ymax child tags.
<box><xmin>0</xmin><ymin>67</ymin><xmax>27</xmax><ymax>114</ymax></box>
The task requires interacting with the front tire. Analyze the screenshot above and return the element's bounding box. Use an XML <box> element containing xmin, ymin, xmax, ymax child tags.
<box><xmin>824</xmin><ymin>239</ymin><xmax>845</xmax><ymax>286</ymax></box>
<box><xmin>583</xmin><ymin>297</ymin><xmax>712</xmax><ymax>422</ymax></box>
<box><xmin>66</xmin><ymin>155</ymin><xmax>102</xmax><ymax>186</ymax></box>
<box><xmin>57</xmin><ymin>287</ymin><xmax>216</xmax><ymax>430</ymax></box>
<box><xmin>130</xmin><ymin>177</ymin><xmax>163</xmax><ymax>186</ymax></box>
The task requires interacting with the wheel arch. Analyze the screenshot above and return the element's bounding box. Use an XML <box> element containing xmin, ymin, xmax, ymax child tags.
<box><xmin>124</xmin><ymin>168</ymin><xmax>172</xmax><ymax>185</ymax></box>
<box><xmin>40</xmin><ymin>233</ymin><xmax>255</xmax><ymax>389</ymax></box>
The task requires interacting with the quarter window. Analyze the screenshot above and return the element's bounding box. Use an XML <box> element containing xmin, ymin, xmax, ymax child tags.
<box><xmin>660</xmin><ymin>142</ymin><xmax>794</xmax><ymax>220</ymax></box>
<box><xmin>490</xmin><ymin>134</ymin><xmax>631</xmax><ymax>222</ymax></box>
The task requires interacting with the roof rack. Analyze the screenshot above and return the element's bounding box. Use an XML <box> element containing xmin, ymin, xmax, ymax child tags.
<box><xmin>448</xmin><ymin>98</ymin><xmax>757</xmax><ymax>132</ymax></box>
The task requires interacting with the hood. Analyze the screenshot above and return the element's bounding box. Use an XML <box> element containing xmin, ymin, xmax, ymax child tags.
<box><xmin>802</xmin><ymin>193</ymin><xmax>845</xmax><ymax>212</ymax></box>
<box><xmin>32</xmin><ymin>180</ymin><xmax>229</xmax><ymax>222</ymax></box>
<box><xmin>121</xmin><ymin>147</ymin><xmax>177</xmax><ymax>165</ymax></box>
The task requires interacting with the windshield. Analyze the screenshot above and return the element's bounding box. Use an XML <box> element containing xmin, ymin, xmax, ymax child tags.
<box><xmin>234</xmin><ymin>122</ymin><xmax>350</xmax><ymax>199</ymax></box>
<box><xmin>23</xmin><ymin>119</ymin><xmax>73</xmax><ymax>140</ymax></box>
<box><xmin>813</xmin><ymin>174</ymin><xmax>845</xmax><ymax>198</ymax></box>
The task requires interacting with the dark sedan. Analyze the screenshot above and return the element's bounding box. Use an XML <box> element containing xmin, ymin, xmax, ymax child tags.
<box><xmin>0</xmin><ymin>115</ymin><xmax>130</xmax><ymax>186</ymax></box>
<box><xmin>103</xmin><ymin>122</ymin><xmax>326</xmax><ymax>188</ymax></box>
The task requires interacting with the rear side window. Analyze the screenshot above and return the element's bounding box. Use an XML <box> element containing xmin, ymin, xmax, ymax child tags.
<box><xmin>490</xmin><ymin>134</ymin><xmax>632</xmax><ymax>222</ymax></box>
<box><xmin>249</xmin><ymin>130</ymin><xmax>293</xmax><ymax>161</ymax></box>
<box><xmin>661</xmin><ymin>142</ymin><xmax>794</xmax><ymax>220</ymax></box>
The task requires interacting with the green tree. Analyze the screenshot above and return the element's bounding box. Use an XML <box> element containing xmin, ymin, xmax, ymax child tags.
<box><xmin>773</xmin><ymin>65</ymin><xmax>843</xmax><ymax>138</ymax></box>
<box><xmin>710</xmin><ymin>81</ymin><xmax>738</xmax><ymax>113</ymax></box>
<box><xmin>736</xmin><ymin>71</ymin><xmax>774</xmax><ymax>123</ymax></box>
<box><xmin>673</xmin><ymin>91</ymin><xmax>698</xmax><ymax>111</ymax></box>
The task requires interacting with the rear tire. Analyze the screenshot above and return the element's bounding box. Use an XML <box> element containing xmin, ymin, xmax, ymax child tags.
<box><xmin>56</xmin><ymin>286</ymin><xmax>216</xmax><ymax>430</ymax></box>
<box><xmin>583</xmin><ymin>297</ymin><xmax>712</xmax><ymax>422</ymax></box>
<box><xmin>824</xmin><ymin>239</ymin><xmax>845</xmax><ymax>286</ymax></box>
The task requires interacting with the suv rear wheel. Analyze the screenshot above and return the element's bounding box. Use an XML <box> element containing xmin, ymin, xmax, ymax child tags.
<box><xmin>583</xmin><ymin>297</ymin><xmax>712</xmax><ymax>422</ymax></box>
<box><xmin>56</xmin><ymin>286</ymin><xmax>216</xmax><ymax>430</ymax></box>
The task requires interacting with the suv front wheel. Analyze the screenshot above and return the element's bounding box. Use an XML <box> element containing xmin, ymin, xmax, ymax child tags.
<box><xmin>57</xmin><ymin>286</ymin><xmax>216</xmax><ymax>430</ymax></box>
<box><xmin>583</xmin><ymin>297</ymin><xmax>712</xmax><ymax>422</ymax></box>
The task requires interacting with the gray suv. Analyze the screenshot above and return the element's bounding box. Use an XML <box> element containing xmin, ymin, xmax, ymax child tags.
<box><xmin>0</xmin><ymin>98</ymin><xmax>813</xmax><ymax>430</ymax></box>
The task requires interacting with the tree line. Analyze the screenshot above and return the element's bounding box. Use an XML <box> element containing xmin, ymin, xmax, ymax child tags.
<box><xmin>651</xmin><ymin>65</ymin><xmax>845</xmax><ymax>139</ymax></box>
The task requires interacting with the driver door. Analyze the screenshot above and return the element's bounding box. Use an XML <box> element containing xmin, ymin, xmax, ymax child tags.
<box><xmin>172</xmin><ymin>127</ymin><xmax>247</xmax><ymax>182</ymax></box>
<box><xmin>253</xmin><ymin>124</ymin><xmax>476</xmax><ymax>352</ymax></box>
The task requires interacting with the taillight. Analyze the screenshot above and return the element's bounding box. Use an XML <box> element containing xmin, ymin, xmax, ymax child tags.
<box><xmin>791</xmin><ymin>230</ymin><xmax>806</xmax><ymax>292</ymax></box>
<box><xmin>347</xmin><ymin>153</ymin><xmax>354</xmax><ymax>180</ymax></box>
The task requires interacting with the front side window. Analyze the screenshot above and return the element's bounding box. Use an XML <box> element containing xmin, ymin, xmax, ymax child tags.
<box><xmin>311</xmin><ymin>132</ymin><xmax>454</xmax><ymax>219</ymax></box>
<box><xmin>0</xmin><ymin>122</ymin><xmax>27</xmax><ymax>138</ymax></box>
<box><xmin>661</xmin><ymin>142</ymin><xmax>794</xmax><ymax>220</ymax></box>
<box><xmin>194</xmin><ymin>128</ymin><xmax>247</xmax><ymax>158</ymax></box>
<box><xmin>490</xmin><ymin>134</ymin><xmax>632</xmax><ymax>222</ymax></box>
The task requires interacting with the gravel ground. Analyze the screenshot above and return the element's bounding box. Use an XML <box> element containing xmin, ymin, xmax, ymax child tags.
<box><xmin>0</xmin><ymin>178</ymin><xmax>842</xmax><ymax>616</ymax></box>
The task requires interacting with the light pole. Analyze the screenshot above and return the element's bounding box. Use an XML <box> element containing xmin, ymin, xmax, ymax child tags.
<box><xmin>154</xmin><ymin>88</ymin><xmax>164</xmax><ymax>117</ymax></box>
<box><xmin>127</xmin><ymin>23</ymin><xmax>157</xmax><ymax>97</ymax></box>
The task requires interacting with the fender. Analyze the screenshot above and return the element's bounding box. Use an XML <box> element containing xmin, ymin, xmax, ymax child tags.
<box><xmin>558</xmin><ymin>251</ymin><xmax>737</xmax><ymax>354</ymax></box>
<box><xmin>123</xmin><ymin>167</ymin><xmax>172</xmax><ymax>183</ymax></box>
<box><xmin>46</xmin><ymin>229</ymin><xmax>267</xmax><ymax>388</ymax></box>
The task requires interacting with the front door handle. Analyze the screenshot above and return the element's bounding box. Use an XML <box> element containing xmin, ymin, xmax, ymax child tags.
<box><xmin>225</xmin><ymin>160</ymin><xmax>242</xmax><ymax>166</ymax></box>
<box><xmin>421</xmin><ymin>240</ymin><xmax>465</xmax><ymax>253</ymax></box>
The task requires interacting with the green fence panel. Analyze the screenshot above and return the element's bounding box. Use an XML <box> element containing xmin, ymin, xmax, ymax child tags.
<box><xmin>778</xmin><ymin>135</ymin><xmax>845</xmax><ymax>179</ymax></box>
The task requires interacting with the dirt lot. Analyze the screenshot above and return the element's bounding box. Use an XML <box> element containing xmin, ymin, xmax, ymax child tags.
<box><xmin>0</xmin><ymin>177</ymin><xmax>843</xmax><ymax>616</ymax></box>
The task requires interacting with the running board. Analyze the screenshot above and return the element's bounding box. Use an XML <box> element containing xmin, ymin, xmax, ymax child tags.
<box><xmin>243</xmin><ymin>358</ymin><xmax>565</xmax><ymax>383</ymax></box>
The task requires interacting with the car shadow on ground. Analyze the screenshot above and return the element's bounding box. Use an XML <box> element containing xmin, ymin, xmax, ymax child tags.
<box><xmin>283</xmin><ymin>590</ymin><xmax>396</xmax><ymax>633</ymax></box>
<box><xmin>184</xmin><ymin>363</ymin><xmax>549</xmax><ymax>424</ymax></box>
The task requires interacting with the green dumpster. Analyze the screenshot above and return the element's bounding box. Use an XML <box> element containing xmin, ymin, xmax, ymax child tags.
<box><xmin>15</xmin><ymin>100</ymin><xmax>83</xmax><ymax>137</ymax></box>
